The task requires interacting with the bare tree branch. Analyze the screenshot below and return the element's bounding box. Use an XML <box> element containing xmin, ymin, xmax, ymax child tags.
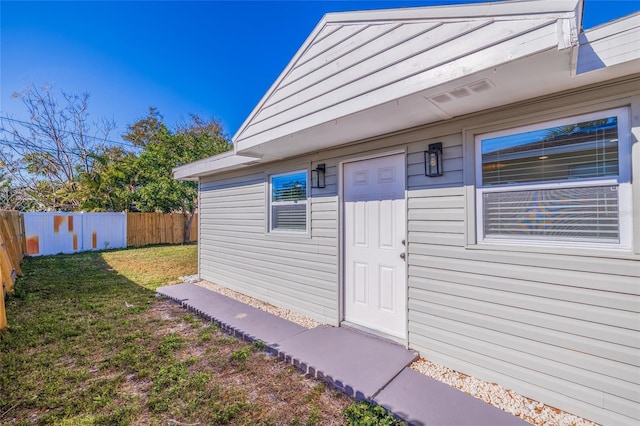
<box><xmin>0</xmin><ymin>84</ymin><xmax>115</xmax><ymax>211</ymax></box>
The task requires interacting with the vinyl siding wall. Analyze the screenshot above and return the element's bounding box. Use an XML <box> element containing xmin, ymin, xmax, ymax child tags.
<box><xmin>199</xmin><ymin>167</ymin><xmax>341</xmax><ymax>325</ymax></box>
<box><xmin>404</xmin><ymin>78</ymin><xmax>640</xmax><ymax>426</ymax></box>
<box><xmin>199</xmin><ymin>76</ymin><xmax>640</xmax><ymax>425</ymax></box>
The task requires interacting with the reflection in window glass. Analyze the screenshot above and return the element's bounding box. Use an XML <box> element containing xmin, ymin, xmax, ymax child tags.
<box><xmin>475</xmin><ymin>109</ymin><xmax>628</xmax><ymax>246</ymax></box>
<box><xmin>270</xmin><ymin>170</ymin><xmax>307</xmax><ymax>232</ymax></box>
<box><xmin>482</xmin><ymin>186</ymin><xmax>619</xmax><ymax>242</ymax></box>
<box><xmin>272</xmin><ymin>172</ymin><xmax>307</xmax><ymax>202</ymax></box>
<box><xmin>482</xmin><ymin>117</ymin><xmax>619</xmax><ymax>186</ymax></box>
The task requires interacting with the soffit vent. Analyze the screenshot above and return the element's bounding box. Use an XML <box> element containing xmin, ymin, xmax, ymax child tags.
<box><xmin>429</xmin><ymin>79</ymin><xmax>495</xmax><ymax>104</ymax></box>
<box><xmin>431</xmin><ymin>93</ymin><xmax>452</xmax><ymax>103</ymax></box>
<box><xmin>468</xmin><ymin>79</ymin><xmax>494</xmax><ymax>93</ymax></box>
<box><xmin>450</xmin><ymin>87</ymin><xmax>471</xmax><ymax>98</ymax></box>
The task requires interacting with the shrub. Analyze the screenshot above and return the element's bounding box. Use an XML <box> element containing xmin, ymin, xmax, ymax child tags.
<box><xmin>343</xmin><ymin>401</ymin><xmax>405</xmax><ymax>426</ymax></box>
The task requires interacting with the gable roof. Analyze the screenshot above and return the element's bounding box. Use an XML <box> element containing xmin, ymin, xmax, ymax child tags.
<box><xmin>232</xmin><ymin>0</ymin><xmax>581</xmax><ymax>155</ymax></box>
<box><xmin>175</xmin><ymin>0</ymin><xmax>639</xmax><ymax>179</ymax></box>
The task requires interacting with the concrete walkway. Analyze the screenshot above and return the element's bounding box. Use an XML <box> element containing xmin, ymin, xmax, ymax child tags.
<box><xmin>158</xmin><ymin>283</ymin><xmax>526</xmax><ymax>426</ymax></box>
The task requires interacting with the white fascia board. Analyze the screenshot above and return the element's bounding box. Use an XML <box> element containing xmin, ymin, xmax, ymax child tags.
<box><xmin>324</xmin><ymin>0</ymin><xmax>581</xmax><ymax>23</ymax></box>
<box><xmin>581</xmin><ymin>11</ymin><xmax>640</xmax><ymax>40</ymax></box>
<box><xmin>173</xmin><ymin>151</ymin><xmax>262</xmax><ymax>180</ymax></box>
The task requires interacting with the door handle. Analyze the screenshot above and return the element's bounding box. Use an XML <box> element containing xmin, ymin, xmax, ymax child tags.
<box><xmin>400</xmin><ymin>252</ymin><xmax>406</xmax><ymax>260</ymax></box>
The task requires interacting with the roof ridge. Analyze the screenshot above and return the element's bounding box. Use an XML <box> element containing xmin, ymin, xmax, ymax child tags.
<box><xmin>322</xmin><ymin>0</ymin><xmax>580</xmax><ymax>24</ymax></box>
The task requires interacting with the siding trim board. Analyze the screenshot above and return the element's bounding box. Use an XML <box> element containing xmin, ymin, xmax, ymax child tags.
<box><xmin>186</xmin><ymin>3</ymin><xmax>640</xmax><ymax>425</ymax></box>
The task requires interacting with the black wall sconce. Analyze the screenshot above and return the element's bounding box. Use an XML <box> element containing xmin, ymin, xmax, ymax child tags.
<box><xmin>311</xmin><ymin>163</ymin><xmax>326</xmax><ymax>188</ymax></box>
<box><xmin>424</xmin><ymin>142</ymin><xmax>443</xmax><ymax>177</ymax></box>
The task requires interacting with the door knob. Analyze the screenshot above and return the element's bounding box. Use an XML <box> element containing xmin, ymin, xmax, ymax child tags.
<box><xmin>400</xmin><ymin>252</ymin><xmax>406</xmax><ymax>260</ymax></box>
<box><xmin>401</xmin><ymin>239</ymin><xmax>406</xmax><ymax>246</ymax></box>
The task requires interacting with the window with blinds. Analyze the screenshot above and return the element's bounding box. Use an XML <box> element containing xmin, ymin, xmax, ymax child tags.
<box><xmin>476</xmin><ymin>108</ymin><xmax>630</xmax><ymax>246</ymax></box>
<box><xmin>482</xmin><ymin>186</ymin><xmax>619</xmax><ymax>242</ymax></box>
<box><xmin>270</xmin><ymin>170</ymin><xmax>308</xmax><ymax>232</ymax></box>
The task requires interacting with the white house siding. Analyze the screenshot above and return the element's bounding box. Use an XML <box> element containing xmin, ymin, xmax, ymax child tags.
<box><xmin>199</xmin><ymin>168</ymin><xmax>341</xmax><ymax>325</ymax></box>
<box><xmin>404</xmin><ymin>78</ymin><xmax>640</xmax><ymax>426</ymax></box>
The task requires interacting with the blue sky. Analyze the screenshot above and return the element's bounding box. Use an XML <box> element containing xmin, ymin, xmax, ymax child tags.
<box><xmin>1</xmin><ymin>0</ymin><xmax>638</xmax><ymax>143</ymax></box>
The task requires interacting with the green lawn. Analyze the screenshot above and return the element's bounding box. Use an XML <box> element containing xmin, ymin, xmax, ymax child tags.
<box><xmin>0</xmin><ymin>245</ymin><xmax>358</xmax><ymax>425</ymax></box>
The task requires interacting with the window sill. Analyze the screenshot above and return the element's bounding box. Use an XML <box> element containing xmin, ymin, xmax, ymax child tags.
<box><xmin>466</xmin><ymin>241</ymin><xmax>639</xmax><ymax>261</ymax></box>
<box><xmin>266</xmin><ymin>230</ymin><xmax>312</xmax><ymax>239</ymax></box>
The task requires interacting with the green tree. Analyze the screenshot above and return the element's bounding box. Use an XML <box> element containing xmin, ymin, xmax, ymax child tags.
<box><xmin>123</xmin><ymin>108</ymin><xmax>231</xmax><ymax>242</ymax></box>
<box><xmin>77</xmin><ymin>146</ymin><xmax>138</xmax><ymax>212</ymax></box>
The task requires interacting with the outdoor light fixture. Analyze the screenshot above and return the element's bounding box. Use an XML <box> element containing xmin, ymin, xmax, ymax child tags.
<box><xmin>424</xmin><ymin>142</ymin><xmax>443</xmax><ymax>177</ymax></box>
<box><xmin>311</xmin><ymin>163</ymin><xmax>326</xmax><ymax>188</ymax></box>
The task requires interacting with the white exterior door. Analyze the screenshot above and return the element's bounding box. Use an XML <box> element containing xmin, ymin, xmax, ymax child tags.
<box><xmin>343</xmin><ymin>154</ymin><xmax>407</xmax><ymax>339</ymax></box>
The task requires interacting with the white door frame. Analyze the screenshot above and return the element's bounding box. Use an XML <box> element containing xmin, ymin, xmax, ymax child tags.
<box><xmin>338</xmin><ymin>149</ymin><xmax>409</xmax><ymax>345</ymax></box>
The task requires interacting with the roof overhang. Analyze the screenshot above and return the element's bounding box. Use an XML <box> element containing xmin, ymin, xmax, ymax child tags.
<box><xmin>174</xmin><ymin>0</ymin><xmax>639</xmax><ymax>180</ymax></box>
<box><xmin>576</xmin><ymin>11</ymin><xmax>640</xmax><ymax>75</ymax></box>
<box><xmin>173</xmin><ymin>151</ymin><xmax>261</xmax><ymax>180</ymax></box>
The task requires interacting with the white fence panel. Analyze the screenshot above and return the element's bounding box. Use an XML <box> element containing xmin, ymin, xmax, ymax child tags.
<box><xmin>23</xmin><ymin>212</ymin><xmax>127</xmax><ymax>256</ymax></box>
<box><xmin>82</xmin><ymin>213</ymin><xmax>127</xmax><ymax>252</ymax></box>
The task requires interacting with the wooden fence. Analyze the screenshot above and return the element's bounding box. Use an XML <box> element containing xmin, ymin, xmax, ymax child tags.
<box><xmin>1</xmin><ymin>211</ymin><xmax>26</xmax><ymax>330</ymax></box>
<box><xmin>2</xmin><ymin>211</ymin><xmax>195</xmax><ymax>328</ymax></box>
<box><xmin>126</xmin><ymin>212</ymin><xmax>197</xmax><ymax>247</ymax></box>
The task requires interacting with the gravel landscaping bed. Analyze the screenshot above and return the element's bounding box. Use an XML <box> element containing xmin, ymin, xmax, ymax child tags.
<box><xmin>184</xmin><ymin>277</ymin><xmax>598</xmax><ymax>426</ymax></box>
<box><xmin>186</xmin><ymin>276</ymin><xmax>320</xmax><ymax>329</ymax></box>
<box><xmin>411</xmin><ymin>359</ymin><xmax>598</xmax><ymax>426</ymax></box>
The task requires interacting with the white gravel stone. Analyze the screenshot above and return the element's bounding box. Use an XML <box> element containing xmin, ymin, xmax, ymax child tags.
<box><xmin>181</xmin><ymin>277</ymin><xmax>599</xmax><ymax>425</ymax></box>
<box><xmin>411</xmin><ymin>358</ymin><xmax>600</xmax><ymax>426</ymax></box>
<box><xmin>187</xmin><ymin>278</ymin><xmax>320</xmax><ymax>329</ymax></box>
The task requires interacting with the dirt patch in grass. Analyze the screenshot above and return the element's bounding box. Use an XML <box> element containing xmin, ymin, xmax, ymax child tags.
<box><xmin>0</xmin><ymin>246</ymin><xmax>351</xmax><ymax>425</ymax></box>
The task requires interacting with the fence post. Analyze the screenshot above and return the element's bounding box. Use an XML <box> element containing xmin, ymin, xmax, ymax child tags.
<box><xmin>1</xmin><ymin>282</ymin><xmax>6</xmax><ymax>330</ymax></box>
<box><xmin>0</xmin><ymin>213</ymin><xmax>22</xmax><ymax>276</ymax></box>
<box><xmin>0</xmin><ymin>214</ymin><xmax>18</xmax><ymax>283</ymax></box>
<box><xmin>0</xmin><ymin>210</ymin><xmax>24</xmax><ymax>330</ymax></box>
<box><xmin>19</xmin><ymin>213</ymin><xmax>27</xmax><ymax>255</ymax></box>
<box><xmin>0</xmin><ymin>233</ymin><xmax>16</xmax><ymax>291</ymax></box>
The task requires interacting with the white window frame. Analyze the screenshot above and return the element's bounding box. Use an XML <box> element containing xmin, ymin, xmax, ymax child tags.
<box><xmin>474</xmin><ymin>107</ymin><xmax>632</xmax><ymax>249</ymax></box>
<box><xmin>268</xmin><ymin>169</ymin><xmax>309</xmax><ymax>234</ymax></box>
